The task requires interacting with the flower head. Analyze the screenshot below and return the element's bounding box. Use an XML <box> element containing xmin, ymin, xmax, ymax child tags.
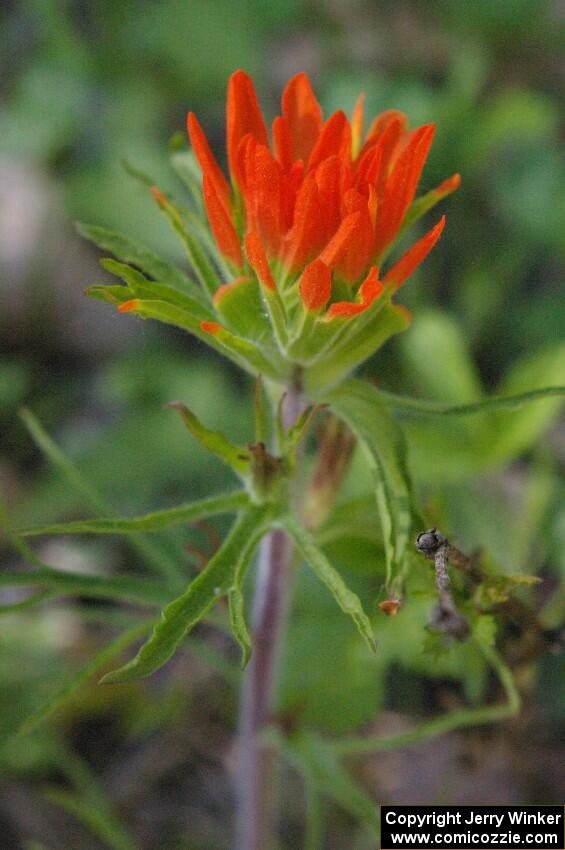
<box><xmin>98</xmin><ymin>70</ymin><xmax>459</xmax><ymax>391</ymax></box>
<box><xmin>189</xmin><ymin>71</ymin><xmax>458</xmax><ymax>309</ymax></box>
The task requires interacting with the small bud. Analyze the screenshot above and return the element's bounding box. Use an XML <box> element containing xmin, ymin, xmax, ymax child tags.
<box><xmin>378</xmin><ymin>598</ymin><xmax>402</xmax><ymax>616</ymax></box>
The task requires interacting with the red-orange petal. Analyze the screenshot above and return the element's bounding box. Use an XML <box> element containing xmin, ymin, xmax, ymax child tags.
<box><xmin>326</xmin><ymin>266</ymin><xmax>383</xmax><ymax>318</ymax></box>
<box><xmin>319</xmin><ymin>211</ymin><xmax>361</xmax><ymax>270</ymax></box>
<box><xmin>118</xmin><ymin>299</ymin><xmax>140</xmax><ymax>313</ymax></box>
<box><xmin>308</xmin><ymin>110</ymin><xmax>351</xmax><ymax>172</ymax></box>
<box><xmin>227</xmin><ymin>70</ymin><xmax>269</xmax><ymax>181</ymax></box>
<box><xmin>240</xmin><ymin>142</ymin><xmax>284</xmax><ymax>256</ymax></box>
<box><xmin>374</xmin><ymin>123</ymin><xmax>435</xmax><ymax>255</ymax></box>
<box><xmin>187</xmin><ymin>112</ymin><xmax>231</xmax><ymax>212</ymax></box>
<box><xmin>334</xmin><ymin>202</ymin><xmax>375</xmax><ymax>284</ymax></box>
<box><xmin>244</xmin><ymin>232</ymin><xmax>276</xmax><ymax>291</ymax></box>
<box><xmin>382</xmin><ymin>215</ymin><xmax>445</xmax><ymax>290</ymax></box>
<box><xmin>282</xmin><ymin>72</ymin><xmax>323</xmax><ymax>165</ymax></box>
<box><xmin>272</xmin><ymin>115</ymin><xmax>293</xmax><ymax>172</ymax></box>
<box><xmin>431</xmin><ymin>172</ymin><xmax>461</xmax><ymax>198</ymax></box>
<box><xmin>315</xmin><ymin>155</ymin><xmax>348</xmax><ymax>243</ymax></box>
<box><xmin>201</xmin><ymin>320</ymin><xmax>223</xmax><ymax>336</ymax></box>
<box><xmin>364</xmin><ymin>109</ymin><xmax>408</xmax><ymax>146</ymax></box>
<box><xmin>202</xmin><ymin>175</ymin><xmax>243</xmax><ymax>268</ymax></box>
<box><xmin>284</xmin><ymin>174</ymin><xmax>323</xmax><ymax>272</ymax></box>
<box><xmin>299</xmin><ymin>258</ymin><xmax>332</xmax><ymax>311</ymax></box>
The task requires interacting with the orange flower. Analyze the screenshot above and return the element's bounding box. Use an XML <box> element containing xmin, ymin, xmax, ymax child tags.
<box><xmin>188</xmin><ymin>70</ymin><xmax>458</xmax><ymax>322</ymax></box>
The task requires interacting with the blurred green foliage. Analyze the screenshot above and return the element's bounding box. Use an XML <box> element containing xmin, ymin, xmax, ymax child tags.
<box><xmin>1</xmin><ymin>0</ymin><xmax>564</xmax><ymax>847</ymax></box>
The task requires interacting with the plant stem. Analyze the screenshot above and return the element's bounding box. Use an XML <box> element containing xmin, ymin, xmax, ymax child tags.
<box><xmin>236</xmin><ymin>385</ymin><xmax>303</xmax><ymax>850</ymax></box>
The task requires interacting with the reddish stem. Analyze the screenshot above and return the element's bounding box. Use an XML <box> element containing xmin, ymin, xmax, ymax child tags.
<box><xmin>236</xmin><ymin>386</ymin><xmax>303</xmax><ymax>850</ymax></box>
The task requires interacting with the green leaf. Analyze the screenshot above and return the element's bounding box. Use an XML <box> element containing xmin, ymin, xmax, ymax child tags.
<box><xmin>101</xmin><ymin>505</ymin><xmax>273</xmax><ymax>683</ymax></box>
<box><xmin>228</xmin><ymin>587</ymin><xmax>252</xmax><ymax>668</ymax></box>
<box><xmin>18</xmin><ymin>407</ymin><xmax>185</xmax><ymax>586</ymax></box>
<box><xmin>322</xmin><ymin>378</ymin><xmax>413</xmax><ymax>587</ymax></box>
<box><xmin>171</xmin><ymin>149</ymin><xmax>204</xmax><ymax>211</ymax></box>
<box><xmin>378</xmin><ymin>385</ymin><xmax>565</xmax><ymax>418</ymax></box>
<box><xmin>77</xmin><ymin>222</ymin><xmax>209</xmax><ymax>308</ymax></box>
<box><xmin>401</xmin><ymin>176</ymin><xmax>459</xmax><ymax>234</ymax></box>
<box><xmin>43</xmin><ymin>788</ymin><xmax>137</xmax><ymax>850</ymax></box>
<box><xmin>281</xmin><ymin>513</ymin><xmax>376</xmax><ymax>653</ymax></box>
<box><xmin>19</xmin><ymin>620</ymin><xmax>154</xmax><ymax>734</ymax></box>
<box><xmin>279</xmin><ymin>730</ymin><xmax>378</xmax><ymax>828</ymax></box>
<box><xmin>0</xmin><ymin>567</ymin><xmax>170</xmax><ymax>607</ymax></box>
<box><xmin>283</xmin><ymin>404</ymin><xmax>326</xmax><ymax>465</ymax></box>
<box><xmin>19</xmin><ymin>491</ymin><xmax>249</xmax><ymax>536</ymax></box>
<box><xmin>166</xmin><ymin>401</ymin><xmax>250</xmax><ymax>476</ymax></box>
<box><xmin>0</xmin><ymin>496</ymin><xmax>170</xmax><ymax>607</ymax></box>
<box><xmin>309</xmin><ymin>304</ymin><xmax>410</xmax><ymax>392</ymax></box>
<box><xmin>153</xmin><ymin>190</ymin><xmax>221</xmax><ymax>299</ymax></box>
<box><xmin>100</xmin><ymin>258</ymin><xmax>215</xmax><ymax>322</ymax></box>
<box><xmin>213</xmin><ymin>275</ymin><xmax>273</xmax><ymax>341</ymax></box>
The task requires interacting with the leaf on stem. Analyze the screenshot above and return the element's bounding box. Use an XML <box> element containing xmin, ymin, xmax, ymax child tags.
<box><xmin>323</xmin><ymin>378</ymin><xmax>413</xmax><ymax>587</ymax></box>
<box><xmin>276</xmin><ymin>729</ymin><xmax>378</xmax><ymax>828</ymax></box>
<box><xmin>281</xmin><ymin>513</ymin><xmax>377</xmax><ymax>653</ymax></box>
<box><xmin>18</xmin><ymin>619</ymin><xmax>154</xmax><ymax>734</ymax></box>
<box><xmin>101</xmin><ymin>505</ymin><xmax>273</xmax><ymax>683</ymax></box>
<box><xmin>166</xmin><ymin>401</ymin><xmax>250</xmax><ymax>476</ymax></box>
<box><xmin>228</xmin><ymin>587</ymin><xmax>252</xmax><ymax>668</ymax></box>
<box><xmin>152</xmin><ymin>187</ymin><xmax>221</xmax><ymax>299</ymax></box>
<box><xmin>18</xmin><ymin>491</ymin><xmax>249</xmax><ymax>537</ymax></box>
<box><xmin>377</xmin><ymin>385</ymin><xmax>565</xmax><ymax>418</ymax></box>
<box><xmin>77</xmin><ymin>221</ymin><xmax>207</xmax><ymax>306</ymax></box>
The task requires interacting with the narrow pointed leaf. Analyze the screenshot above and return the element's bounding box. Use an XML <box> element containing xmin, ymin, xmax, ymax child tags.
<box><xmin>153</xmin><ymin>190</ymin><xmax>221</xmax><ymax>299</ymax></box>
<box><xmin>19</xmin><ymin>619</ymin><xmax>154</xmax><ymax>735</ymax></box>
<box><xmin>99</xmin><ymin>259</ymin><xmax>215</xmax><ymax>321</ymax></box>
<box><xmin>0</xmin><ymin>496</ymin><xmax>169</xmax><ymax>606</ymax></box>
<box><xmin>42</xmin><ymin>789</ymin><xmax>137</xmax><ymax>850</ymax></box>
<box><xmin>166</xmin><ymin>402</ymin><xmax>250</xmax><ymax>476</ymax></box>
<box><xmin>281</xmin><ymin>513</ymin><xmax>376</xmax><ymax>653</ymax></box>
<box><xmin>322</xmin><ymin>379</ymin><xmax>412</xmax><ymax>587</ymax></box>
<box><xmin>101</xmin><ymin>505</ymin><xmax>273</xmax><ymax>683</ymax></box>
<box><xmin>19</xmin><ymin>491</ymin><xmax>249</xmax><ymax>536</ymax></box>
<box><xmin>228</xmin><ymin>588</ymin><xmax>252</xmax><ymax>668</ymax></box>
<box><xmin>279</xmin><ymin>729</ymin><xmax>378</xmax><ymax>828</ymax></box>
<box><xmin>377</xmin><ymin>385</ymin><xmax>565</xmax><ymax>418</ymax></box>
<box><xmin>171</xmin><ymin>149</ymin><xmax>205</xmax><ymax>212</ymax></box>
<box><xmin>77</xmin><ymin>222</ymin><xmax>209</xmax><ymax>307</ymax></box>
<box><xmin>400</xmin><ymin>173</ymin><xmax>460</xmax><ymax>235</ymax></box>
<box><xmin>284</xmin><ymin>404</ymin><xmax>326</xmax><ymax>464</ymax></box>
<box><xmin>0</xmin><ymin>567</ymin><xmax>170</xmax><ymax>606</ymax></box>
<box><xmin>18</xmin><ymin>407</ymin><xmax>184</xmax><ymax>585</ymax></box>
